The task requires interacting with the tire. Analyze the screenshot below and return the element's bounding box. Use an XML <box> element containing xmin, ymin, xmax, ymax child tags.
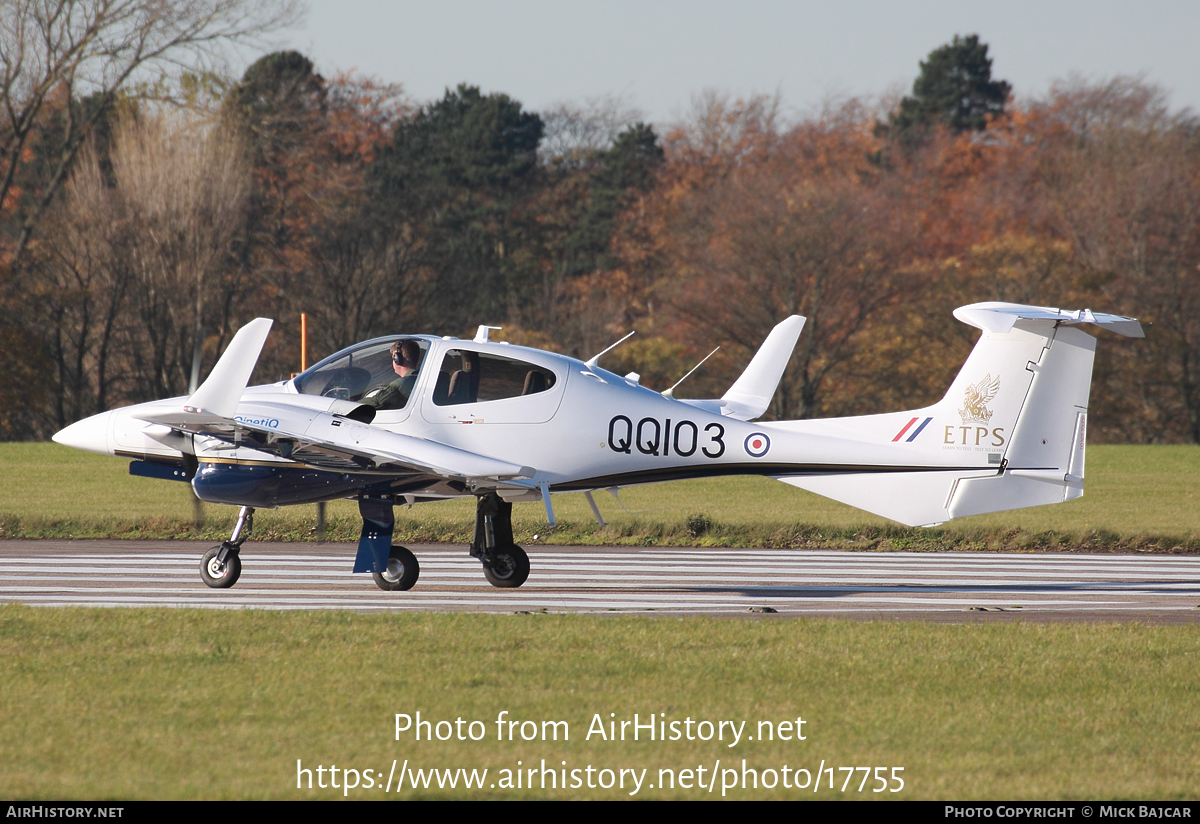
<box><xmin>372</xmin><ymin>545</ymin><xmax>420</xmax><ymax>591</ymax></box>
<box><xmin>201</xmin><ymin>544</ymin><xmax>242</xmax><ymax>589</ymax></box>
<box><xmin>482</xmin><ymin>544</ymin><xmax>529</xmax><ymax>589</ymax></box>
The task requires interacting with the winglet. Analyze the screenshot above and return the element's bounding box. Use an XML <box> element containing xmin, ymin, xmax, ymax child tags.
<box><xmin>721</xmin><ymin>315</ymin><xmax>805</xmax><ymax>420</ymax></box>
<box><xmin>184</xmin><ymin>318</ymin><xmax>273</xmax><ymax>417</ymax></box>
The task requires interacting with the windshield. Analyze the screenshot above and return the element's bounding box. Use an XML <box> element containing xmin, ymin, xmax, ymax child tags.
<box><xmin>293</xmin><ymin>337</ymin><xmax>428</xmax><ymax>403</ymax></box>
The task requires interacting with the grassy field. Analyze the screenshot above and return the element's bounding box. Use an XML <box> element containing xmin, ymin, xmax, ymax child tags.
<box><xmin>4</xmin><ymin>446</ymin><xmax>1199</xmax><ymax>800</ymax></box>
<box><xmin>1</xmin><ymin>606</ymin><xmax>1197</xmax><ymax>800</ymax></box>
<box><xmin>2</xmin><ymin>442</ymin><xmax>1198</xmax><ymax>551</ymax></box>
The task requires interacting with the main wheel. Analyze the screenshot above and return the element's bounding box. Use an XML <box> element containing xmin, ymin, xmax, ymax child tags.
<box><xmin>201</xmin><ymin>544</ymin><xmax>242</xmax><ymax>589</ymax></box>
<box><xmin>372</xmin><ymin>545</ymin><xmax>420</xmax><ymax>591</ymax></box>
<box><xmin>482</xmin><ymin>544</ymin><xmax>529</xmax><ymax>589</ymax></box>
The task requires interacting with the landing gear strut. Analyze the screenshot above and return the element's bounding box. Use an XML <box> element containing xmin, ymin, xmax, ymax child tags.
<box><xmin>470</xmin><ymin>493</ymin><xmax>529</xmax><ymax>588</ymax></box>
<box><xmin>200</xmin><ymin>506</ymin><xmax>253</xmax><ymax>589</ymax></box>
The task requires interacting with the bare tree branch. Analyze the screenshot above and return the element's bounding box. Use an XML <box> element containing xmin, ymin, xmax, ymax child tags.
<box><xmin>0</xmin><ymin>0</ymin><xmax>302</xmax><ymax>263</ymax></box>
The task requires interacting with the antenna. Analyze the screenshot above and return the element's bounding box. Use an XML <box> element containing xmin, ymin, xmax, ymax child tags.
<box><xmin>585</xmin><ymin>331</ymin><xmax>635</xmax><ymax>369</ymax></box>
<box><xmin>663</xmin><ymin>347</ymin><xmax>720</xmax><ymax>399</ymax></box>
<box><xmin>474</xmin><ymin>325</ymin><xmax>502</xmax><ymax>343</ymax></box>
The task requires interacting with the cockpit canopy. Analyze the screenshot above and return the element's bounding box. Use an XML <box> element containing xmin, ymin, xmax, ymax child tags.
<box><xmin>293</xmin><ymin>336</ymin><xmax>558</xmax><ymax>409</ymax></box>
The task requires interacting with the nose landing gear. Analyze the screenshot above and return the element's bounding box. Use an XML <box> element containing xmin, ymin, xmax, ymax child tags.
<box><xmin>200</xmin><ymin>506</ymin><xmax>253</xmax><ymax>589</ymax></box>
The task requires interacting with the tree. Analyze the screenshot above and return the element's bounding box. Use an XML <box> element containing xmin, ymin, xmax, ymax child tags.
<box><xmin>294</xmin><ymin>72</ymin><xmax>416</xmax><ymax>357</ymax></box>
<box><xmin>74</xmin><ymin>107</ymin><xmax>248</xmax><ymax>402</ymax></box>
<box><xmin>224</xmin><ymin>54</ymin><xmax>413</xmax><ymax>367</ymax></box>
<box><xmin>226</xmin><ymin>49</ymin><xmax>326</xmax><ymax>327</ymax></box>
<box><xmin>0</xmin><ymin>0</ymin><xmax>299</xmax><ymax>264</ymax></box>
<box><xmin>21</xmin><ymin>137</ymin><xmax>132</xmax><ymax>428</ymax></box>
<box><xmin>230</xmin><ymin>49</ymin><xmax>322</xmax><ymax>158</ymax></box>
<box><xmin>889</xmin><ymin>34</ymin><xmax>1011</xmax><ymax>145</ymax></box>
<box><xmin>498</xmin><ymin>120</ymin><xmax>664</xmax><ymax>349</ymax></box>
<box><xmin>367</xmin><ymin>84</ymin><xmax>543</xmax><ymax>330</ymax></box>
<box><xmin>628</xmin><ymin>97</ymin><xmax>909</xmax><ymax>418</ymax></box>
<box><xmin>1035</xmin><ymin>78</ymin><xmax>1200</xmax><ymax>443</ymax></box>
<box><xmin>538</xmin><ymin>93</ymin><xmax>643</xmax><ymax>168</ymax></box>
<box><xmin>574</xmin><ymin>122</ymin><xmax>663</xmax><ymax>273</ymax></box>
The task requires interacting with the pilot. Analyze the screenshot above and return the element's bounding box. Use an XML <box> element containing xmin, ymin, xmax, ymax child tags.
<box><xmin>365</xmin><ymin>339</ymin><xmax>422</xmax><ymax>410</ymax></box>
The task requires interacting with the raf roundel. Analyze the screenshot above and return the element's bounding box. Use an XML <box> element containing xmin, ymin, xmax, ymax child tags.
<box><xmin>744</xmin><ymin>432</ymin><xmax>771</xmax><ymax>458</ymax></box>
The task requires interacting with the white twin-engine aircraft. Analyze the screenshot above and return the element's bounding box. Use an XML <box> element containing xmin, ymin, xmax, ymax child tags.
<box><xmin>53</xmin><ymin>302</ymin><xmax>1142</xmax><ymax>592</ymax></box>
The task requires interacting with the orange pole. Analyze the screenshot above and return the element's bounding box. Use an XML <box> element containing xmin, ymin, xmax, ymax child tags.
<box><xmin>300</xmin><ymin>313</ymin><xmax>308</xmax><ymax>372</ymax></box>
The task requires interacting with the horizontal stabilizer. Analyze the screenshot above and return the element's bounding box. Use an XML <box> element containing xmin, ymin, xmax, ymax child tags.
<box><xmin>948</xmin><ymin>469</ymin><xmax>1083</xmax><ymax>519</ymax></box>
<box><xmin>953</xmin><ymin>303</ymin><xmax>1144</xmax><ymax>337</ymax></box>
<box><xmin>185</xmin><ymin>318</ymin><xmax>273</xmax><ymax>418</ymax></box>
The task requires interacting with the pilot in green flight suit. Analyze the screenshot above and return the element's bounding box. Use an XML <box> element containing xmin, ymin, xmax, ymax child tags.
<box><xmin>365</xmin><ymin>339</ymin><xmax>422</xmax><ymax>409</ymax></box>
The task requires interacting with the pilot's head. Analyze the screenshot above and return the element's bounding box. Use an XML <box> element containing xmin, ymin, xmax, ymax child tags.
<box><xmin>391</xmin><ymin>340</ymin><xmax>422</xmax><ymax>376</ymax></box>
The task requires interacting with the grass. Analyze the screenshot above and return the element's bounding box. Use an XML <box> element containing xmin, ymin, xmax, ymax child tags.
<box><xmin>1</xmin><ymin>443</ymin><xmax>1198</xmax><ymax>552</ymax></box>
<box><xmin>4</xmin><ymin>447</ymin><xmax>1199</xmax><ymax>800</ymax></box>
<box><xmin>0</xmin><ymin>606</ymin><xmax>1197</xmax><ymax>800</ymax></box>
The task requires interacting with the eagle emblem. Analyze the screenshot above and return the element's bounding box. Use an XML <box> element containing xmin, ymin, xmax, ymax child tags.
<box><xmin>959</xmin><ymin>374</ymin><xmax>1000</xmax><ymax>424</ymax></box>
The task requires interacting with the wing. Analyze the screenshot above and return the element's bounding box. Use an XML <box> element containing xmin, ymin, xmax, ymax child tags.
<box><xmin>138</xmin><ymin>402</ymin><xmax>535</xmax><ymax>485</ymax></box>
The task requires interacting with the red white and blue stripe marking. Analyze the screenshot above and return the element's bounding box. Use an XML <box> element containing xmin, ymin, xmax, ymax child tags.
<box><xmin>892</xmin><ymin>416</ymin><xmax>933</xmax><ymax>443</ymax></box>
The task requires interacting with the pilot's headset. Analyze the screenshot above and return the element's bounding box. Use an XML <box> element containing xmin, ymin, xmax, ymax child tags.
<box><xmin>392</xmin><ymin>341</ymin><xmax>421</xmax><ymax>370</ymax></box>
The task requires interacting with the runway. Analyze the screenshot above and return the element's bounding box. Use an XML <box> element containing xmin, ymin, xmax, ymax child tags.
<box><xmin>2</xmin><ymin>540</ymin><xmax>1198</xmax><ymax>621</ymax></box>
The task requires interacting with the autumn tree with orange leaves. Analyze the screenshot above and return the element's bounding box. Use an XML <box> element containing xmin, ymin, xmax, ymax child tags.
<box><xmin>1031</xmin><ymin>79</ymin><xmax>1200</xmax><ymax>443</ymax></box>
<box><xmin>1</xmin><ymin>33</ymin><xmax>1197</xmax><ymax>446</ymax></box>
<box><xmin>625</xmin><ymin>96</ymin><xmax>915</xmax><ymax>419</ymax></box>
<box><xmin>227</xmin><ymin>51</ymin><xmax>412</xmax><ymax>377</ymax></box>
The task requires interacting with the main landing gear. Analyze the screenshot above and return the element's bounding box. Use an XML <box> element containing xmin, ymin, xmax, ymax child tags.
<box><xmin>469</xmin><ymin>493</ymin><xmax>530</xmax><ymax>589</ymax></box>
<box><xmin>359</xmin><ymin>492</ymin><xmax>529</xmax><ymax>592</ymax></box>
<box><xmin>201</xmin><ymin>506</ymin><xmax>253</xmax><ymax>589</ymax></box>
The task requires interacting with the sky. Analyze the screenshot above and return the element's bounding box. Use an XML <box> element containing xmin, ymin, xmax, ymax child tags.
<box><xmin>273</xmin><ymin>0</ymin><xmax>1200</xmax><ymax>126</ymax></box>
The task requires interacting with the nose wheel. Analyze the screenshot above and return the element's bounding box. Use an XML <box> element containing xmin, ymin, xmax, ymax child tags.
<box><xmin>200</xmin><ymin>506</ymin><xmax>253</xmax><ymax>589</ymax></box>
<box><xmin>201</xmin><ymin>545</ymin><xmax>242</xmax><ymax>588</ymax></box>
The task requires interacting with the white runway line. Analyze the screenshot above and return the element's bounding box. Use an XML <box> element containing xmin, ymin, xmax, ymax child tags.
<box><xmin>0</xmin><ymin>543</ymin><xmax>1197</xmax><ymax>615</ymax></box>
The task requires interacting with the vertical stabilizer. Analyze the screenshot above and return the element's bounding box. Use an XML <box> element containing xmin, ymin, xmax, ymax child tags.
<box><xmin>946</xmin><ymin>325</ymin><xmax>1096</xmax><ymax>519</ymax></box>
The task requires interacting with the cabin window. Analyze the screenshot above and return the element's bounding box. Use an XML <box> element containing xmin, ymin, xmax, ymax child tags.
<box><xmin>432</xmin><ymin>349</ymin><xmax>556</xmax><ymax>406</ymax></box>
